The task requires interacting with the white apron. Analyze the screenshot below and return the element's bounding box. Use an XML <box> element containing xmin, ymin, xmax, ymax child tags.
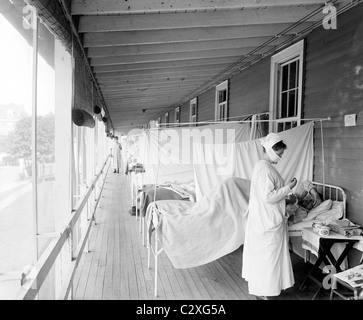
<box><xmin>242</xmin><ymin>160</ymin><xmax>294</xmax><ymax>296</ymax></box>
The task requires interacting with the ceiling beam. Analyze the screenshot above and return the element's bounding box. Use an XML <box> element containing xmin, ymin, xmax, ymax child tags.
<box><xmin>106</xmin><ymin>99</ymin><xmax>179</xmax><ymax>106</ymax></box>
<box><xmin>78</xmin><ymin>6</ymin><xmax>322</xmax><ymax>32</ymax></box>
<box><xmin>98</xmin><ymin>75</ymin><xmax>214</xmax><ymax>87</ymax></box>
<box><xmin>93</xmin><ymin>56</ymin><xmax>246</xmax><ymax>73</ymax></box>
<box><xmin>105</xmin><ymin>94</ymin><xmax>187</xmax><ymax>101</ymax></box>
<box><xmin>100</xmin><ymin>81</ymin><xmax>204</xmax><ymax>91</ymax></box>
<box><xmin>72</xmin><ymin>0</ymin><xmax>327</xmax><ymax>15</ymax></box>
<box><xmin>96</xmin><ymin>71</ymin><xmax>221</xmax><ymax>83</ymax></box>
<box><xmin>83</xmin><ymin>23</ymin><xmax>313</xmax><ymax>47</ymax></box>
<box><xmin>102</xmin><ymin>87</ymin><xmax>198</xmax><ymax>97</ymax></box>
<box><xmin>113</xmin><ymin>111</ymin><xmax>165</xmax><ymax>116</ymax></box>
<box><xmin>95</xmin><ymin>68</ymin><xmax>227</xmax><ymax>81</ymax></box>
<box><xmin>87</xmin><ymin>37</ymin><xmax>289</xmax><ymax>57</ymax></box>
<box><xmin>90</xmin><ymin>48</ymin><xmax>263</xmax><ymax>66</ymax></box>
<box><xmin>104</xmin><ymin>92</ymin><xmax>191</xmax><ymax>100</ymax></box>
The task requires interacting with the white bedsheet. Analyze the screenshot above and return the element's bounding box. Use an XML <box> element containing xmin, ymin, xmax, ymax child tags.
<box><xmin>146</xmin><ymin>177</ymin><xmax>250</xmax><ymax>269</ymax></box>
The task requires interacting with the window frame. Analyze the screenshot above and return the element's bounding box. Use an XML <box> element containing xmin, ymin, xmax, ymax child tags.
<box><xmin>215</xmin><ymin>80</ymin><xmax>229</xmax><ymax>122</ymax></box>
<box><xmin>165</xmin><ymin>111</ymin><xmax>169</xmax><ymax>126</ymax></box>
<box><xmin>189</xmin><ymin>97</ymin><xmax>198</xmax><ymax>126</ymax></box>
<box><xmin>175</xmin><ymin>107</ymin><xmax>180</xmax><ymax>125</ymax></box>
<box><xmin>269</xmin><ymin>40</ymin><xmax>305</xmax><ymax>133</ymax></box>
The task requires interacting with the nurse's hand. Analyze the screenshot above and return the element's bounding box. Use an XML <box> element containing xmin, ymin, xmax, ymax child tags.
<box><xmin>288</xmin><ymin>178</ymin><xmax>297</xmax><ymax>190</ymax></box>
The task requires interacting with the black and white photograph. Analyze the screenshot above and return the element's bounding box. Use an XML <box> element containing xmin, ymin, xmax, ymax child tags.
<box><xmin>0</xmin><ymin>0</ymin><xmax>362</xmax><ymax>305</ymax></box>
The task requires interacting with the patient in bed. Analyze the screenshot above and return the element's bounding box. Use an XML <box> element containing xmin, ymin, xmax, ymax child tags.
<box><xmin>287</xmin><ymin>180</ymin><xmax>322</xmax><ymax>225</ymax></box>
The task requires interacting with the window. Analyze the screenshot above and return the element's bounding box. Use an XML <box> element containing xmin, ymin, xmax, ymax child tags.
<box><xmin>175</xmin><ymin>107</ymin><xmax>180</xmax><ymax>125</ymax></box>
<box><xmin>0</xmin><ymin>3</ymin><xmax>34</xmax><ymax>299</ymax></box>
<box><xmin>0</xmin><ymin>1</ymin><xmax>112</xmax><ymax>300</ymax></box>
<box><xmin>165</xmin><ymin>112</ymin><xmax>169</xmax><ymax>126</ymax></box>
<box><xmin>157</xmin><ymin>116</ymin><xmax>162</xmax><ymax>125</ymax></box>
<box><xmin>269</xmin><ymin>40</ymin><xmax>304</xmax><ymax>133</ymax></box>
<box><xmin>215</xmin><ymin>80</ymin><xmax>228</xmax><ymax>121</ymax></box>
<box><xmin>190</xmin><ymin>98</ymin><xmax>197</xmax><ymax>126</ymax></box>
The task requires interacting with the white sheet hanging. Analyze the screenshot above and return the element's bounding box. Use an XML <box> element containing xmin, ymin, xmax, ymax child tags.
<box><xmin>141</xmin><ymin>122</ymin><xmax>251</xmax><ymax>185</ymax></box>
<box><xmin>193</xmin><ymin>122</ymin><xmax>314</xmax><ymax>201</ymax></box>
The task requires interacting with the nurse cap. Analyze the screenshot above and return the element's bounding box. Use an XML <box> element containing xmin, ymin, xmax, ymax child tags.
<box><xmin>260</xmin><ymin>133</ymin><xmax>283</xmax><ymax>149</ymax></box>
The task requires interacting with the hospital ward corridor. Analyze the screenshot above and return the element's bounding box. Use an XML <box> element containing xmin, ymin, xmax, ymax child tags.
<box><xmin>71</xmin><ymin>169</ymin><xmax>331</xmax><ymax>301</ymax></box>
<box><xmin>2</xmin><ymin>0</ymin><xmax>363</xmax><ymax>303</ymax></box>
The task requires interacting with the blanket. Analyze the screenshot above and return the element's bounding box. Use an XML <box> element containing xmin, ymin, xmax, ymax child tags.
<box><xmin>139</xmin><ymin>183</ymin><xmax>195</xmax><ymax>217</ymax></box>
<box><xmin>146</xmin><ymin>177</ymin><xmax>250</xmax><ymax>269</ymax></box>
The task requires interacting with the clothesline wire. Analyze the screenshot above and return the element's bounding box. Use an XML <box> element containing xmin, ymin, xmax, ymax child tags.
<box><xmin>153</xmin><ymin>117</ymin><xmax>331</xmax><ymax>130</ymax></box>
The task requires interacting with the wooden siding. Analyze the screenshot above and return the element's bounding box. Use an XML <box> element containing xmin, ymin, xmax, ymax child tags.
<box><xmin>147</xmin><ymin>4</ymin><xmax>363</xmax><ymax>239</ymax></box>
<box><xmin>229</xmin><ymin>57</ymin><xmax>271</xmax><ymax>118</ymax></box>
<box><xmin>179</xmin><ymin>101</ymin><xmax>190</xmax><ymax>124</ymax></box>
<box><xmin>196</xmin><ymin>88</ymin><xmax>215</xmax><ymax>122</ymax></box>
<box><xmin>303</xmin><ymin>5</ymin><xmax>363</xmax><ymax>233</ymax></box>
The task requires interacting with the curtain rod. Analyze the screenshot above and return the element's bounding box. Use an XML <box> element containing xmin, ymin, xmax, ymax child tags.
<box><xmin>156</xmin><ymin>117</ymin><xmax>331</xmax><ymax>128</ymax></box>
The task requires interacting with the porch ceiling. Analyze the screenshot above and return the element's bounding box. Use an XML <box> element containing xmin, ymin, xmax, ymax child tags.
<box><xmin>70</xmin><ymin>0</ymin><xmax>346</xmax><ymax>134</ymax></box>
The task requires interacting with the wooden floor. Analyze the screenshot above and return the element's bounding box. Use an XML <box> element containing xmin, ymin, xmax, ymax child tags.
<box><xmin>72</xmin><ymin>171</ymin><xmax>331</xmax><ymax>300</ymax></box>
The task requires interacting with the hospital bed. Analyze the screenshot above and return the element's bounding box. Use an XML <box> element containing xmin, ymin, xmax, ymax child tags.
<box><xmin>146</xmin><ymin>177</ymin><xmax>250</xmax><ymax>297</ymax></box>
<box><xmin>288</xmin><ymin>181</ymin><xmax>347</xmax><ymax>260</ymax></box>
<box><xmin>288</xmin><ymin>181</ymin><xmax>347</xmax><ymax>262</ymax></box>
<box><xmin>137</xmin><ymin>181</ymin><xmax>196</xmax><ymax>246</ymax></box>
<box><xmin>146</xmin><ymin>179</ymin><xmax>347</xmax><ymax>297</ymax></box>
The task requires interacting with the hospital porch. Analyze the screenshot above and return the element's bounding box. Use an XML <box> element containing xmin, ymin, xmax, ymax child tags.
<box><xmin>71</xmin><ymin>170</ymin><xmax>331</xmax><ymax>300</ymax></box>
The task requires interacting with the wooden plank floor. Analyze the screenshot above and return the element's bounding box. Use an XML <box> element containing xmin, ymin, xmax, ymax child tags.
<box><xmin>72</xmin><ymin>171</ymin><xmax>331</xmax><ymax>300</ymax></box>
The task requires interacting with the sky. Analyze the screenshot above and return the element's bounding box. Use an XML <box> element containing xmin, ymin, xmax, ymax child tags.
<box><xmin>0</xmin><ymin>13</ymin><xmax>55</xmax><ymax>116</ymax></box>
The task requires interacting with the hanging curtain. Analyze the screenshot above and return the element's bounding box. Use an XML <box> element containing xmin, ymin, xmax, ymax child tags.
<box><xmin>193</xmin><ymin>122</ymin><xmax>314</xmax><ymax>201</ymax></box>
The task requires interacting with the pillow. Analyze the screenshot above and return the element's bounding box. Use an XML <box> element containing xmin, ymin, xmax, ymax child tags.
<box><xmin>315</xmin><ymin>201</ymin><xmax>344</xmax><ymax>224</ymax></box>
<box><xmin>331</xmin><ymin>200</ymin><xmax>345</xmax><ymax>213</ymax></box>
<box><xmin>302</xmin><ymin>199</ymin><xmax>333</xmax><ymax>222</ymax></box>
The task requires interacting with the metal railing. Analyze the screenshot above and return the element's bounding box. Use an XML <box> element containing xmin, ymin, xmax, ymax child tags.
<box><xmin>16</xmin><ymin>154</ymin><xmax>112</xmax><ymax>300</ymax></box>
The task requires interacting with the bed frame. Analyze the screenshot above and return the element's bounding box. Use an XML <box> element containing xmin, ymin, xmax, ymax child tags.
<box><xmin>146</xmin><ymin>203</ymin><xmax>164</xmax><ymax>297</ymax></box>
<box><xmin>288</xmin><ymin>181</ymin><xmax>347</xmax><ymax>237</ymax></box>
<box><xmin>146</xmin><ymin>181</ymin><xmax>347</xmax><ymax>297</ymax></box>
<box><xmin>288</xmin><ymin>181</ymin><xmax>347</xmax><ymax>263</ymax></box>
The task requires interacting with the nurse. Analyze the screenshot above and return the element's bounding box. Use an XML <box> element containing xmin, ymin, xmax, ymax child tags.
<box><xmin>112</xmin><ymin>136</ymin><xmax>122</xmax><ymax>173</ymax></box>
<box><xmin>242</xmin><ymin>132</ymin><xmax>297</xmax><ymax>299</ymax></box>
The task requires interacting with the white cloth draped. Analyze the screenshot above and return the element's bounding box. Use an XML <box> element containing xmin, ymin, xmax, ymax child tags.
<box><xmin>140</xmin><ymin>122</ymin><xmax>251</xmax><ymax>185</ymax></box>
<box><xmin>193</xmin><ymin>122</ymin><xmax>314</xmax><ymax>201</ymax></box>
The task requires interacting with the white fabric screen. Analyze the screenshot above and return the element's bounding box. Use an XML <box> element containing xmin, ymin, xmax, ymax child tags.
<box><xmin>140</xmin><ymin>122</ymin><xmax>251</xmax><ymax>185</ymax></box>
<box><xmin>193</xmin><ymin>122</ymin><xmax>314</xmax><ymax>201</ymax></box>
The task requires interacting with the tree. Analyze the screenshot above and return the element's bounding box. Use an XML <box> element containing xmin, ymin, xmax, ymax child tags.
<box><xmin>3</xmin><ymin>113</ymin><xmax>55</xmax><ymax>164</ymax></box>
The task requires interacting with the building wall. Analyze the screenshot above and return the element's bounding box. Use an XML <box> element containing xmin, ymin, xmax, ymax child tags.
<box><xmin>229</xmin><ymin>57</ymin><xmax>271</xmax><ymax>118</ymax></box>
<box><xmin>149</xmin><ymin>5</ymin><xmax>363</xmax><ymax>263</ymax></box>
<box><xmin>179</xmin><ymin>101</ymin><xmax>190</xmax><ymax>124</ymax></box>
<box><xmin>303</xmin><ymin>6</ymin><xmax>363</xmax><ymax>240</ymax></box>
<box><xmin>196</xmin><ymin>88</ymin><xmax>215</xmax><ymax>122</ymax></box>
<box><xmin>195</xmin><ymin>4</ymin><xmax>363</xmax><ymax>262</ymax></box>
